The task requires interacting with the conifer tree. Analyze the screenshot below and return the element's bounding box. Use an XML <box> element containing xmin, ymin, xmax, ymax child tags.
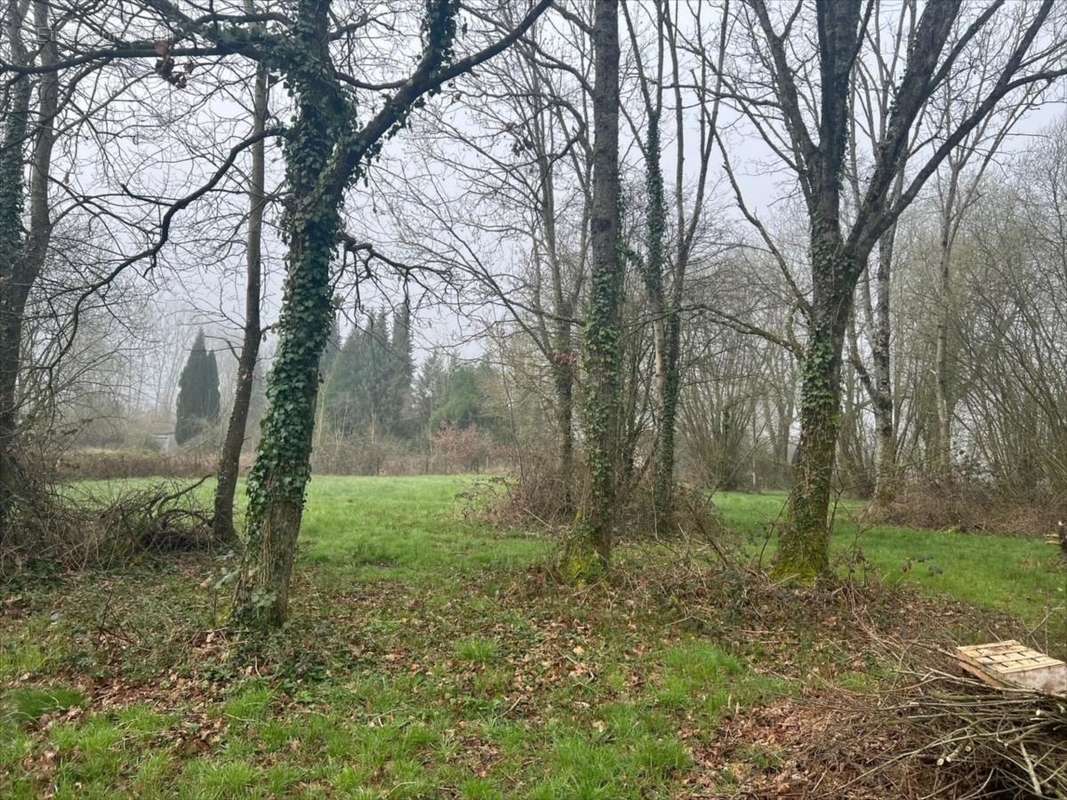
<box><xmin>175</xmin><ymin>330</ymin><xmax>221</xmax><ymax>445</ymax></box>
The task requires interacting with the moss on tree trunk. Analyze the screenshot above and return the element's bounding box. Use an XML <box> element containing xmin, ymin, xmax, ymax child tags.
<box><xmin>776</xmin><ymin>239</ymin><xmax>853</xmax><ymax>581</ymax></box>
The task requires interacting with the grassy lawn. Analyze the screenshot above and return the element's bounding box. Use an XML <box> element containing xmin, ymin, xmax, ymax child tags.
<box><xmin>1</xmin><ymin>476</ymin><xmax>1063</xmax><ymax>798</ymax></box>
<box><xmin>718</xmin><ymin>491</ymin><xmax>1065</xmax><ymax>625</ymax></box>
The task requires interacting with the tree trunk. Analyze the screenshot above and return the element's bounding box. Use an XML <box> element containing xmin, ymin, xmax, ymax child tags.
<box><xmin>539</xmin><ymin>145</ymin><xmax>576</xmax><ymax>507</ymax></box>
<box><xmin>0</xmin><ymin>0</ymin><xmax>58</xmax><ymax>547</ymax></box>
<box><xmin>552</xmin><ymin>358</ymin><xmax>574</xmax><ymax>498</ymax></box>
<box><xmin>0</xmin><ymin>64</ymin><xmax>31</xmax><ymax>550</ymax></box>
<box><xmin>777</xmin><ymin>237</ymin><xmax>855</xmax><ymax>579</ymax></box>
<box><xmin>212</xmin><ymin>57</ymin><xmax>267</xmax><ymax>545</ymax></box>
<box><xmin>580</xmin><ymin>0</ymin><xmax>622</xmax><ymax>566</ymax></box>
<box><xmin>639</xmin><ymin>105</ymin><xmax>677</xmax><ymax>526</ymax></box>
<box><xmin>934</xmin><ymin>249</ymin><xmax>953</xmax><ymax>481</ymax></box>
<box><xmin>870</xmin><ymin>229</ymin><xmax>897</xmax><ymax>510</ymax></box>
<box><xmin>231</xmin><ymin>0</ymin><xmax>343</xmax><ymax>626</ymax></box>
<box><xmin>229</xmin><ymin>196</ymin><xmax>337</xmax><ymax>625</ymax></box>
<box><xmin>653</xmin><ymin>310</ymin><xmax>681</xmax><ymax>522</ymax></box>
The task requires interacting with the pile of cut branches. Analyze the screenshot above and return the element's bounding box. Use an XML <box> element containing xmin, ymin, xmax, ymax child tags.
<box><xmin>874</xmin><ymin>668</ymin><xmax>1067</xmax><ymax>799</ymax></box>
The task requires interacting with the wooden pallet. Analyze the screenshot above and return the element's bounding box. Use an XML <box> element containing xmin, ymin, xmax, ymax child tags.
<box><xmin>956</xmin><ymin>640</ymin><xmax>1067</xmax><ymax>696</ymax></box>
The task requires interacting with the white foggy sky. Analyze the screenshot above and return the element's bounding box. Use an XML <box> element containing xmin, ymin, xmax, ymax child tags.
<box><xmin>113</xmin><ymin>3</ymin><xmax>1067</xmax><ymax>404</ymax></box>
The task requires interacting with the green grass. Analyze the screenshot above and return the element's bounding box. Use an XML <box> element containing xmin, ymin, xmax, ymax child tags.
<box><xmin>0</xmin><ymin>475</ymin><xmax>1063</xmax><ymax>798</ymax></box>
<box><xmin>2</xmin><ymin>685</ymin><xmax>86</xmax><ymax>725</ymax></box>
<box><xmin>717</xmin><ymin>491</ymin><xmax>1065</xmax><ymax>624</ymax></box>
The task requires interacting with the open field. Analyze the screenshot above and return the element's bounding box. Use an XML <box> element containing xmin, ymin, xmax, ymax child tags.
<box><xmin>2</xmin><ymin>476</ymin><xmax>1064</xmax><ymax>799</ymax></box>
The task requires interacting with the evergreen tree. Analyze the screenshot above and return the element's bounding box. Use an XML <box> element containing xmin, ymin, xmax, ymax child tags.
<box><xmin>322</xmin><ymin>307</ymin><xmax>416</xmax><ymax>440</ymax></box>
<box><xmin>429</xmin><ymin>359</ymin><xmax>497</xmax><ymax>433</ymax></box>
<box><xmin>388</xmin><ymin>297</ymin><xmax>414</xmax><ymax>435</ymax></box>
<box><xmin>175</xmin><ymin>329</ymin><xmax>221</xmax><ymax>445</ymax></box>
<box><xmin>414</xmin><ymin>351</ymin><xmax>448</xmax><ymax>431</ymax></box>
<box><xmin>319</xmin><ymin>312</ymin><xmax>342</xmax><ymax>377</ymax></box>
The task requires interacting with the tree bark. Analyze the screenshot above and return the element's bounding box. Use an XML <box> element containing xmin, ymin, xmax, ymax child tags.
<box><xmin>777</xmin><ymin>234</ymin><xmax>855</xmax><ymax>579</ymax></box>
<box><xmin>0</xmin><ymin>0</ymin><xmax>58</xmax><ymax>547</ymax></box>
<box><xmin>870</xmin><ymin>228</ymin><xmax>897</xmax><ymax>510</ymax></box>
<box><xmin>212</xmin><ymin>55</ymin><xmax>267</xmax><ymax>545</ymax></box>
<box><xmin>581</xmin><ymin>0</ymin><xmax>622</xmax><ymax>566</ymax></box>
<box><xmin>231</xmin><ymin>0</ymin><xmax>344</xmax><ymax>627</ymax></box>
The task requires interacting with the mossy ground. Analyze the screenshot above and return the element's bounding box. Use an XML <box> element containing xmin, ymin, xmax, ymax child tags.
<box><xmin>1</xmin><ymin>476</ymin><xmax>1063</xmax><ymax>798</ymax></box>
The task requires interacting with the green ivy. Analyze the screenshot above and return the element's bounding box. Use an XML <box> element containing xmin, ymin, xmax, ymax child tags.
<box><xmin>232</xmin><ymin>0</ymin><xmax>463</xmax><ymax>627</ymax></box>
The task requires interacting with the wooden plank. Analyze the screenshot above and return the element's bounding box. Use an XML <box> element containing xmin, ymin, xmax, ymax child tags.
<box><xmin>955</xmin><ymin>641</ymin><xmax>1067</xmax><ymax>696</ymax></box>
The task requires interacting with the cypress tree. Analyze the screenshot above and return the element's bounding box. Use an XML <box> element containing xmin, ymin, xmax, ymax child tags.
<box><xmin>175</xmin><ymin>330</ymin><xmax>221</xmax><ymax>445</ymax></box>
<box><xmin>388</xmin><ymin>297</ymin><xmax>414</xmax><ymax>435</ymax></box>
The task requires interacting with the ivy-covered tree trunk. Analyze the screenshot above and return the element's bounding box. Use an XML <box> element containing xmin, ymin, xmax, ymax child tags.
<box><xmin>231</xmin><ymin>0</ymin><xmax>344</xmax><ymax>627</ymax></box>
<box><xmin>580</xmin><ymin>0</ymin><xmax>622</xmax><ymax>566</ymax></box>
<box><xmin>0</xmin><ymin>56</ymin><xmax>31</xmax><ymax>552</ymax></box>
<box><xmin>213</xmin><ymin>57</ymin><xmax>267</xmax><ymax>545</ymax></box>
<box><xmin>639</xmin><ymin>111</ymin><xmax>681</xmax><ymax>526</ymax></box>
<box><xmin>654</xmin><ymin>311</ymin><xmax>682</xmax><ymax>520</ymax></box>
<box><xmin>777</xmin><ymin>232</ymin><xmax>856</xmax><ymax>580</ymax></box>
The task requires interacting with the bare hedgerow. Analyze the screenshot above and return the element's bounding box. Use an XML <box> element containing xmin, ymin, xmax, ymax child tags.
<box><xmin>879</xmin><ymin>480</ymin><xmax>1067</xmax><ymax>540</ymax></box>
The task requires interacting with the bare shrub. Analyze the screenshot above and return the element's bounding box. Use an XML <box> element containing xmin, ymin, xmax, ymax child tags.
<box><xmin>431</xmin><ymin>424</ymin><xmax>495</xmax><ymax>474</ymax></box>
<box><xmin>464</xmin><ymin>444</ymin><xmax>725</xmax><ymax>548</ymax></box>
<box><xmin>311</xmin><ymin>434</ymin><xmax>400</xmax><ymax>475</ymax></box>
<box><xmin>882</xmin><ymin>481</ymin><xmax>1067</xmax><ymax>538</ymax></box>
<box><xmin>1</xmin><ymin>468</ymin><xmax>221</xmax><ymax>574</ymax></box>
<box><xmin>310</xmin><ymin>426</ymin><xmax>508</xmax><ymax>476</ymax></box>
<box><xmin>465</xmin><ymin>449</ymin><xmax>585</xmax><ymax>529</ymax></box>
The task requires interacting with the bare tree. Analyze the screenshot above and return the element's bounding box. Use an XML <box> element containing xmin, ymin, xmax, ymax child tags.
<box><xmin>621</xmin><ymin>0</ymin><xmax>727</xmax><ymax>524</ymax></box>
<box><xmin>0</xmin><ymin>0</ymin><xmax>59</xmax><ymax>545</ymax></box>
<box><xmin>719</xmin><ymin>0</ymin><xmax>1067</xmax><ymax>578</ymax></box>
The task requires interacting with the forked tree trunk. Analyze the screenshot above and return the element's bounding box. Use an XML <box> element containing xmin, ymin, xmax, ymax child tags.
<box><xmin>581</xmin><ymin>0</ymin><xmax>622</xmax><ymax>565</ymax></box>
<box><xmin>212</xmin><ymin>58</ymin><xmax>267</xmax><ymax>545</ymax></box>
